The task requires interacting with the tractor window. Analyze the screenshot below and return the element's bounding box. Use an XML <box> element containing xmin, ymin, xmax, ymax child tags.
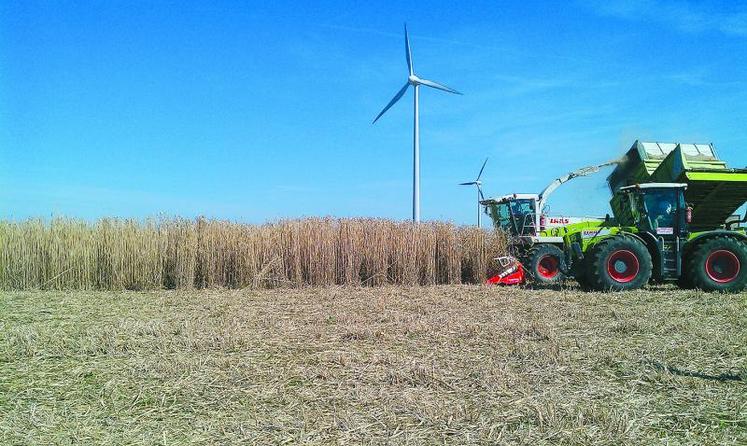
<box><xmin>640</xmin><ymin>190</ymin><xmax>678</xmax><ymax>231</ymax></box>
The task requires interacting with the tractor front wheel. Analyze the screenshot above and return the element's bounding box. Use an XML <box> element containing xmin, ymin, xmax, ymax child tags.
<box><xmin>586</xmin><ymin>236</ymin><xmax>652</xmax><ymax>291</ymax></box>
<box><xmin>525</xmin><ymin>244</ymin><xmax>567</xmax><ymax>285</ymax></box>
<box><xmin>686</xmin><ymin>237</ymin><xmax>747</xmax><ymax>292</ymax></box>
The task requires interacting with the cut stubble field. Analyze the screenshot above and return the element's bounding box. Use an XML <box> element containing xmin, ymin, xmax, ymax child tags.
<box><xmin>0</xmin><ymin>286</ymin><xmax>745</xmax><ymax>445</ymax></box>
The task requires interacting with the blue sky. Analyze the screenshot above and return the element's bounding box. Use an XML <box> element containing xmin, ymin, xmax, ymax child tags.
<box><xmin>1</xmin><ymin>0</ymin><xmax>746</xmax><ymax>224</ymax></box>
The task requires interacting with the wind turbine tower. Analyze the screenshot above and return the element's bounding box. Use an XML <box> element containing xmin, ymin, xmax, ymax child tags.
<box><xmin>373</xmin><ymin>24</ymin><xmax>461</xmax><ymax>223</ymax></box>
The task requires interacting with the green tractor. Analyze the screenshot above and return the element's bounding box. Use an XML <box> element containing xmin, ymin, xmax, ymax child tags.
<box><xmin>565</xmin><ymin>141</ymin><xmax>747</xmax><ymax>292</ymax></box>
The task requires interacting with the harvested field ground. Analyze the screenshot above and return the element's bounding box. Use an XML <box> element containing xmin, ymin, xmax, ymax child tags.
<box><xmin>1</xmin><ymin>286</ymin><xmax>745</xmax><ymax>445</ymax></box>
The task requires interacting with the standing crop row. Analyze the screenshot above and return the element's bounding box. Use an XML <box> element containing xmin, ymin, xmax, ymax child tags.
<box><xmin>0</xmin><ymin>218</ymin><xmax>507</xmax><ymax>290</ymax></box>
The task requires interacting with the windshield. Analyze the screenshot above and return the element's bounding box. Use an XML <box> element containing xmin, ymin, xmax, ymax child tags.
<box><xmin>634</xmin><ymin>188</ymin><xmax>683</xmax><ymax>232</ymax></box>
<box><xmin>490</xmin><ymin>199</ymin><xmax>536</xmax><ymax>235</ymax></box>
<box><xmin>493</xmin><ymin>203</ymin><xmax>512</xmax><ymax>229</ymax></box>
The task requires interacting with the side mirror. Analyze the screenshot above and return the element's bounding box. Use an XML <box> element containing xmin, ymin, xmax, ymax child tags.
<box><xmin>605</xmin><ymin>213</ymin><xmax>611</xmax><ymax>223</ymax></box>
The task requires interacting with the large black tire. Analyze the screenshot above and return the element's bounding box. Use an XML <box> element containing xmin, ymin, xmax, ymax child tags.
<box><xmin>586</xmin><ymin>236</ymin><xmax>652</xmax><ymax>291</ymax></box>
<box><xmin>525</xmin><ymin>244</ymin><xmax>567</xmax><ymax>285</ymax></box>
<box><xmin>573</xmin><ymin>258</ymin><xmax>592</xmax><ymax>289</ymax></box>
<box><xmin>685</xmin><ymin>236</ymin><xmax>747</xmax><ymax>293</ymax></box>
<box><xmin>677</xmin><ymin>248</ymin><xmax>695</xmax><ymax>289</ymax></box>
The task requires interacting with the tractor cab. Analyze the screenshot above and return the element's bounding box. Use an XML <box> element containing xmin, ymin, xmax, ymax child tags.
<box><xmin>617</xmin><ymin>183</ymin><xmax>689</xmax><ymax>237</ymax></box>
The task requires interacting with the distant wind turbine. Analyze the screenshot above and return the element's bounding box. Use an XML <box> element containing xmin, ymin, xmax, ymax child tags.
<box><xmin>372</xmin><ymin>24</ymin><xmax>462</xmax><ymax>223</ymax></box>
<box><xmin>459</xmin><ymin>158</ymin><xmax>489</xmax><ymax>228</ymax></box>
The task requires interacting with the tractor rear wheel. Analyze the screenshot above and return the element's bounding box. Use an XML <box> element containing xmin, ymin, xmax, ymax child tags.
<box><xmin>685</xmin><ymin>237</ymin><xmax>747</xmax><ymax>292</ymax></box>
<box><xmin>525</xmin><ymin>244</ymin><xmax>566</xmax><ymax>285</ymax></box>
<box><xmin>586</xmin><ymin>236</ymin><xmax>652</xmax><ymax>291</ymax></box>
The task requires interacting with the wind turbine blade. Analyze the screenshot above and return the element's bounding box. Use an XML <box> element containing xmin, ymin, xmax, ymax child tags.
<box><xmin>476</xmin><ymin>157</ymin><xmax>488</xmax><ymax>181</ymax></box>
<box><xmin>459</xmin><ymin>182</ymin><xmax>477</xmax><ymax>186</ymax></box>
<box><xmin>404</xmin><ymin>24</ymin><xmax>413</xmax><ymax>76</ymax></box>
<box><xmin>417</xmin><ymin>78</ymin><xmax>462</xmax><ymax>95</ymax></box>
<box><xmin>372</xmin><ymin>82</ymin><xmax>410</xmax><ymax>124</ymax></box>
<box><xmin>478</xmin><ymin>185</ymin><xmax>485</xmax><ymax>201</ymax></box>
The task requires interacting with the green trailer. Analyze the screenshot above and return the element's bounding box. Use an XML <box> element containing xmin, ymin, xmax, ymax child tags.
<box><xmin>564</xmin><ymin>141</ymin><xmax>747</xmax><ymax>292</ymax></box>
<box><xmin>609</xmin><ymin>141</ymin><xmax>747</xmax><ymax>230</ymax></box>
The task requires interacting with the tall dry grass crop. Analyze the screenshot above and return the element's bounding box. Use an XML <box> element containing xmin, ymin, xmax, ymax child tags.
<box><xmin>0</xmin><ymin>217</ymin><xmax>507</xmax><ymax>290</ymax></box>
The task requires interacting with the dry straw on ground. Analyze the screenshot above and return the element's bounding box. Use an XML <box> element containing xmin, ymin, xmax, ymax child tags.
<box><xmin>1</xmin><ymin>286</ymin><xmax>745</xmax><ymax>444</ymax></box>
<box><xmin>0</xmin><ymin>218</ymin><xmax>507</xmax><ymax>290</ymax></box>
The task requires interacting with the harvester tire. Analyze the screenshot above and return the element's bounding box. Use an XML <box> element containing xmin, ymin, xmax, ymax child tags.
<box><xmin>586</xmin><ymin>236</ymin><xmax>652</xmax><ymax>291</ymax></box>
<box><xmin>525</xmin><ymin>244</ymin><xmax>566</xmax><ymax>285</ymax></box>
<box><xmin>686</xmin><ymin>236</ymin><xmax>747</xmax><ymax>293</ymax></box>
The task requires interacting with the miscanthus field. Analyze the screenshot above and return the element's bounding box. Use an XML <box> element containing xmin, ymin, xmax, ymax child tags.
<box><xmin>0</xmin><ymin>218</ymin><xmax>505</xmax><ymax>290</ymax></box>
<box><xmin>1</xmin><ymin>285</ymin><xmax>745</xmax><ymax>445</ymax></box>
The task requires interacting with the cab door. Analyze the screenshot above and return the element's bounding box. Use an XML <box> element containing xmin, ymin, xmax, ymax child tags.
<box><xmin>638</xmin><ymin>188</ymin><xmax>688</xmax><ymax>278</ymax></box>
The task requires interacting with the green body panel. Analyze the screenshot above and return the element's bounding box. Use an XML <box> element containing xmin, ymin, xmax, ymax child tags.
<box><xmin>682</xmin><ymin>171</ymin><xmax>747</xmax><ymax>230</ymax></box>
<box><xmin>539</xmin><ymin>220</ymin><xmax>606</xmax><ymax>239</ymax></box>
<box><xmin>686</xmin><ymin>171</ymin><xmax>747</xmax><ymax>182</ymax></box>
<box><xmin>609</xmin><ymin>194</ymin><xmax>635</xmax><ymax>227</ymax></box>
<box><xmin>649</xmin><ymin>145</ymin><xmax>728</xmax><ymax>183</ymax></box>
<box><xmin>563</xmin><ymin>224</ymin><xmax>633</xmax><ymax>252</ymax></box>
<box><xmin>484</xmin><ymin>199</ymin><xmax>605</xmax><ymax>241</ymax></box>
<box><xmin>687</xmin><ymin>228</ymin><xmax>747</xmax><ymax>241</ymax></box>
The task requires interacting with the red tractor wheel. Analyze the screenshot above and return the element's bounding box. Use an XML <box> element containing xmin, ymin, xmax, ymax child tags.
<box><xmin>686</xmin><ymin>237</ymin><xmax>747</xmax><ymax>292</ymax></box>
<box><xmin>525</xmin><ymin>244</ymin><xmax>566</xmax><ymax>285</ymax></box>
<box><xmin>705</xmin><ymin>250</ymin><xmax>740</xmax><ymax>283</ymax></box>
<box><xmin>606</xmin><ymin>250</ymin><xmax>640</xmax><ymax>283</ymax></box>
<box><xmin>537</xmin><ymin>254</ymin><xmax>560</xmax><ymax>279</ymax></box>
<box><xmin>586</xmin><ymin>236</ymin><xmax>652</xmax><ymax>291</ymax></box>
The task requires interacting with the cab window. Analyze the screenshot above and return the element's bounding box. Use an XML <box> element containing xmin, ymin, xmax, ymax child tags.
<box><xmin>640</xmin><ymin>190</ymin><xmax>678</xmax><ymax>230</ymax></box>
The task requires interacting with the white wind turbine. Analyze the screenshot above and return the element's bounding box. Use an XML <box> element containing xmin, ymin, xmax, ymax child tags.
<box><xmin>459</xmin><ymin>158</ymin><xmax>488</xmax><ymax>228</ymax></box>
<box><xmin>373</xmin><ymin>24</ymin><xmax>462</xmax><ymax>223</ymax></box>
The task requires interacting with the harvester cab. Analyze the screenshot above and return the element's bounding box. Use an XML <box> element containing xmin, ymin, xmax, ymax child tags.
<box><xmin>484</xmin><ymin>193</ymin><xmax>539</xmax><ymax>238</ymax></box>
